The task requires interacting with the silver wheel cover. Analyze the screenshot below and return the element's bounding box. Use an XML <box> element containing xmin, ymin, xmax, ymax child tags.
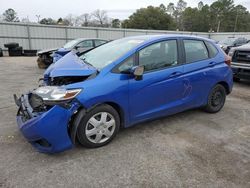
<box><xmin>85</xmin><ymin>112</ymin><xmax>116</xmax><ymax>144</ymax></box>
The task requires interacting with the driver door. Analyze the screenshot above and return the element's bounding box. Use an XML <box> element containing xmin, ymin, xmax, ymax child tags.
<box><xmin>129</xmin><ymin>39</ymin><xmax>185</xmax><ymax>124</ymax></box>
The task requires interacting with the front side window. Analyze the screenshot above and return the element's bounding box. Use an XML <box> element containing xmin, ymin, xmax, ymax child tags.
<box><xmin>139</xmin><ymin>40</ymin><xmax>178</xmax><ymax>72</ymax></box>
<box><xmin>184</xmin><ymin>40</ymin><xmax>209</xmax><ymax>63</ymax></box>
<box><xmin>117</xmin><ymin>56</ymin><xmax>134</xmax><ymax>73</ymax></box>
<box><xmin>63</xmin><ymin>39</ymin><xmax>79</xmax><ymax>49</ymax></box>
<box><xmin>77</xmin><ymin>40</ymin><xmax>93</xmax><ymax>48</ymax></box>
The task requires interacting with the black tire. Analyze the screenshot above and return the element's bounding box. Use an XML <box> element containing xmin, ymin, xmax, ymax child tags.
<box><xmin>0</xmin><ymin>48</ymin><xmax>3</xmax><ymax>57</ymax></box>
<box><xmin>204</xmin><ymin>84</ymin><xmax>226</xmax><ymax>113</ymax></box>
<box><xmin>8</xmin><ymin>46</ymin><xmax>23</xmax><ymax>56</ymax></box>
<box><xmin>23</xmin><ymin>50</ymin><xmax>37</xmax><ymax>56</ymax></box>
<box><xmin>4</xmin><ymin>42</ymin><xmax>19</xmax><ymax>49</ymax></box>
<box><xmin>76</xmin><ymin>104</ymin><xmax>120</xmax><ymax>148</ymax></box>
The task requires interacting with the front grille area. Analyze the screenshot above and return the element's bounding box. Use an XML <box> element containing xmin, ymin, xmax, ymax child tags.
<box><xmin>233</xmin><ymin>50</ymin><xmax>250</xmax><ymax>64</ymax></box>
<box><xmin>18</xmin><ymin>105</ymin><xmax>32</xmax><ymax>122</ymax></box>
<box><xmin>29</xmin><ymin>93</ymin><xmax>51</xmax><ymax>113</ymax></box>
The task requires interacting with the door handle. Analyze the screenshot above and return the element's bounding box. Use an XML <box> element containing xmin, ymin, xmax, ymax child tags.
<box><xmin>168</xmin><ymin>71</ymin><xmax>183</xmax><ymax>78</ymax></box>
<box><xmin>208</xmin><ymin>62</ymin><xmax>216</xmax><ymax>67</ymax></box>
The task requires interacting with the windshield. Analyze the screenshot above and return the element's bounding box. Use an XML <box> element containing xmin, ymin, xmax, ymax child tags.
<box><xmin>63</xmin><ymin>39</ymin><xmax>80</xmax><ymax>49</ymax></box>
<box><xmin>80</xmin><ymin>37</ymin><xmax>146</xmax><ymax>69</ymax></box>
<box><xmin>219</xmin><ymin>38</ymin><xmax>235</xmax><ymax>45</ymax></box>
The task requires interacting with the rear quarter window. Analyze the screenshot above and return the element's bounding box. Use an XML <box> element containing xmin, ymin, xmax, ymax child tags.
<box><xmin>205</xmin><ymin>41</ymin><xmax>218</xmax><ymax>58</ymax></box>
<box><xmin>95</xmin><ymin>40</ymin><xmax>107</xmax><ymax>46</ymax></box>
<box><xmin>183</xmin><ymin>40</ymin><xmax>209</xmax><ymax>63</ymax></box>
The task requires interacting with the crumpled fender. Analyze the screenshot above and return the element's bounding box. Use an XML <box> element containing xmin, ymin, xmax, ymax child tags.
<box><xmin>70</xmin><ymin>108</ymin><xmax>86</xmax><ymax>144</ymax></box>
<box><xmin>70</xmin><ymin>104</ymin><xmax>101</xmax><ymax>144</ymax></box>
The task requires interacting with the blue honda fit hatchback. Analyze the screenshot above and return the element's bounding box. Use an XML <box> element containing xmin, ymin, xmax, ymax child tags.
<box><xmin>15</xmin><ymin>35</ymin><xmax>233</xmax><ymax>153</ymax></box>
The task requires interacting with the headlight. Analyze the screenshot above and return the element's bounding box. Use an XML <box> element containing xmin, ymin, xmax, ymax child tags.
<box><xmin>33</xmin><ymin>86</ymin><xmax>81</xmax><ymax>101</ymax></box>
<box><xmin>228</xmin><ymin>49</ymin><xmax>235</xmax><ymax>57</ymax></box>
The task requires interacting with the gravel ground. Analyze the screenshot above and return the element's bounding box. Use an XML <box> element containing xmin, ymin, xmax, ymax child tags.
<box><xmin>0</xmin><ymin>56</ymin><xmax>250</xmax><ymax>188</ymax></box>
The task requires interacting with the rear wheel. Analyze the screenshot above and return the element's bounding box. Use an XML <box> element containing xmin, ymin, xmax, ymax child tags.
<box><xmin>204</xmin><ymin>84</ymin><xmax>226</xmax><ymax>113</ymax></box>
<box><xmin>77</xmin><ymin>105</ymin><xmax>120</xmax><ymax>148</ymax></box>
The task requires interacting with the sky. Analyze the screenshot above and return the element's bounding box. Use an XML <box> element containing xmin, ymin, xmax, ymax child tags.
<box><xmin>0</xmin><ymin>0</ymin><xmax>249</xmax><ymax>21</ymax></box>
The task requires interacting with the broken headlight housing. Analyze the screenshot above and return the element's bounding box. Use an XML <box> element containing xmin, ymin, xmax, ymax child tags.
<box><xmin>33</xmin><ymin>86</ymin><xmax>82</xmax><ymax>102</ymax></box>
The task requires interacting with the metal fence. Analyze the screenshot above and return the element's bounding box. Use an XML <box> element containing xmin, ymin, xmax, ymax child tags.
<box><xmin>1</xmin><ymin>21</ymin><xmax>250</xmax><ymax>51</ymax></box>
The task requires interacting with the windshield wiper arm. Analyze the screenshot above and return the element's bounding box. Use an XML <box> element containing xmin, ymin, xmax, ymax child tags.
<box><xmin>81</xmin><ymin>58</ymin><xmax>95</xmax><ymax>68</ymax></box>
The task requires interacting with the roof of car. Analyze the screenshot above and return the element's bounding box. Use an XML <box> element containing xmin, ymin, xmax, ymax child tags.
<box><xmin>74</xmin><ymin>38</ymin><xmax>108</xmax><ymax>42</ymax></box>
<box><xmin>124</xmin><ymin>34</ymin><xmax>213</xmax><ymax>43</ymax></box>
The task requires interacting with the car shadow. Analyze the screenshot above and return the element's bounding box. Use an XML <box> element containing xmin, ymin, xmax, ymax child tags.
<box><xmin>235</xmin><ymin>79</ymin><xmax>250</xmax><ymax>86</ymax></box>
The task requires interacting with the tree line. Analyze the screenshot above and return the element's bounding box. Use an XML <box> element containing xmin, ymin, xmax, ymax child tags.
<box><xmin>1</xmin><ymin>0</ymin><xmax>250</xmax><ymax>32</ymax></box>
<box><xmin>123</xmin><ymin>0</ymin><xmax>250</xmax><ymax>32</ymax></box>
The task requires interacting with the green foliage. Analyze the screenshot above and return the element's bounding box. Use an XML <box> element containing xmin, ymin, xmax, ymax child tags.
<box><xmin>39</xmin><ymin>18</ymin><xmax>57</xmax><ymax>25</ymax></box>
<box><xmin>2</xmin><ymin>8</ymin><xmax>19</xmax><ymax>22</ymax></box>
<box><xmin>181</xmin><ymin>0</ymin><xmax>250</xmax><ymax>32</ymax></box>
<box><xmin>122</xmin><ymin>6</ymin><xmax>174</xmax><ymax>30</ymax></box>
<box><xmin>167</xmin><ymin>0</ymin><xmax>187</xmax><ymax>30</ymax></box>
<box><xmin>122</xmin><ymin>0</ymin><xmax>250</xmax><ymax>32</ymax></box>
<box><xmin>111</xmin><ymin>19</ymin><xmax>121</xmax><ymax>28</ymax></box>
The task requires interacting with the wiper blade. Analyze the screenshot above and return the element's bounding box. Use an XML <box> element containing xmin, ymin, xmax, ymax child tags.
<box><xmin>81</xmin><ymin>58</ymin><xmax>95</xmax><ymax>68</ymax></box>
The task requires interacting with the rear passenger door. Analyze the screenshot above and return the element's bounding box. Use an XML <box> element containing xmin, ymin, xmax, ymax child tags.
<box><xmin>182</xmin><ymin>39</ymin><xmax>217</xmax><ymax>109</ymax></box>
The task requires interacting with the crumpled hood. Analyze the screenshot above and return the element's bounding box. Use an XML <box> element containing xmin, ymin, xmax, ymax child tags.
<box><xmin>54</xmin><ymin>47</ymin><xmax>72</xmax><ymax>56</ymax></box>
<box><xmin>37</xmin><ymin>48</ymin><xmax>58</xmax><ymax>55</ymax></box>
<box><xmin>44</xmin><ymin>51</ymin><xmax>97</xmax><ymax>78</ymax></box>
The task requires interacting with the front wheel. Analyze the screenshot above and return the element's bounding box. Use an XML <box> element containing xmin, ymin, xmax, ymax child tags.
<box><xmin>76</xmin><ymin>105</ymin><xmax>120</xmax><ymax>148</ymax></box>
<box><xmin>204</xmin><ymin>84</ymin><xmax>226</xmax><ymax>113</ymax></box>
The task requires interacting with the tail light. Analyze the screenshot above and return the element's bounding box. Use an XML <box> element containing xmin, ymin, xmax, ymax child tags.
<box><xmin>225</xmin><ymin>55</ymin><xmax>231</xmax><ymax>66</ymax></box>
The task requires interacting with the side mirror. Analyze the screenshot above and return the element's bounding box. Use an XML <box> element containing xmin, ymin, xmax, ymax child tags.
<box><xmin>131</xmin><ymin>65</ymin><xmax>144</xmax><ymax>81</ymax></box>
<box><xmin>74</xmin><ymin>46</ymin><xmax>80</xmax><ymax>50</ymax></box>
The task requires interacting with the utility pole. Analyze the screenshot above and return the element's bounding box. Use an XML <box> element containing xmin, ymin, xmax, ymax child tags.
<box><xmin>217</xmin><ymin>20</ymin><xmax>221</xmax><ymax>32</ymax></box>
<box><xmin>234</xmin><ymin>9</ymin><xmax>239</xmax><ymax>32</ymax></box>
<box><xmin>215</xmin><ymin>14</ymin><xmax>220</xmax><ymax>32</ymax></box>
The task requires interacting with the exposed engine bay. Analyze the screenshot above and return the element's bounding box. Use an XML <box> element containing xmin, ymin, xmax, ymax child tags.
<box><xmin>47</xmin><ymin>76</ymin><xmax>91</xmax><ymax>86</ymax></box>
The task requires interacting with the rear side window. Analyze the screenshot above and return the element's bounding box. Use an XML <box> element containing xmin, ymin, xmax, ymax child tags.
<box><xmin>205</xmin><ymin>41</ymin><xmax>218</xmax><ymax>58</ymax></box>
<box><xmin>77</xmin><ymin>40</ymin><xmax>93</xmax><ymax>48</ymax></box>
<box><xmin>95</xmin><ymin>40</ymin><xmax>107</xmax><ymax>47</ymax></box>
<box><xmin>184</xmin><ymin>40</ymin><xmax>209</xmax><ymax>63</ymax></box>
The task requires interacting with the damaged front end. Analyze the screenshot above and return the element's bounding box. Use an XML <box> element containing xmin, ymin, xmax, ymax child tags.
<box><xmin>45</xmin><ymin>75</ymin><xmax>94</xmax><ymax>86</ymax></box>
<box><xmin>15</xmin><ymin>52</ymin><xmax>98</xmax><ymax>153</ymax></box>
<box><xmin>14</xmin><ymin>86</ymin><xmax>82</xmax><ymax>153</ymax></box>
